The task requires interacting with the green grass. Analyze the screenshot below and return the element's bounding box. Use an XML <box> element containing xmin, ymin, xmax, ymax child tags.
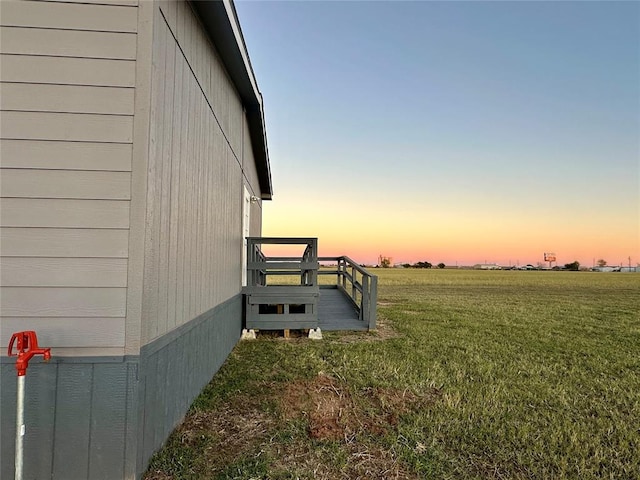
<box><xmin>145</xmin><ymin>270</ymin><xmax>640</xmax><ymax>479</ymax></box>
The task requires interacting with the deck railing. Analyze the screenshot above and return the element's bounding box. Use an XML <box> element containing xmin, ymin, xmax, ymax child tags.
<box><xmin>246</xmin><ymin>237</ymin><xmax>319</xmax><ymax>287</ymax></box>
<box><xmin>243</xmin><ymin>238</ymin><xmax>377</xmax><ymax>331</ymax></box>
<box><xmin>318</xmin><ymin>256</ymin><xmax>378</xmax><ymax>329</ymax></box>
<box><xmin>243</xmin><ymin>238</ymin><xmax>320</xmax><ymax>330</ymax></box>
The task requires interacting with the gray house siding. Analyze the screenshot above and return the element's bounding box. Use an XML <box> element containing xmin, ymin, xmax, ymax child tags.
<box><xmin>134</xmin><ymin>1</ymin><xmax>263</xmax><ymax>473</ymax></box>
<box><xmin>1</xmin><ymin>357</ymin><xmax>139</xmax><ymax>480</ymax></box>
<box><xmin>141</xmin><ymin>0</ymin><xmax>249</xmax><ymax>344</ymax></box>
<box><xmin>0</xmin><ymin>0</ymin><xmax>138</xmax><ymax>355</ymax></box>
<box><xmin>136</xmin><ymin>295</ymin><xmax>242</xmax><ymax>474</ymax></box>
<box><xmin>1</xmin><ymin>0</ymin><xmax>271</xmax><ymax>478</ymax></box>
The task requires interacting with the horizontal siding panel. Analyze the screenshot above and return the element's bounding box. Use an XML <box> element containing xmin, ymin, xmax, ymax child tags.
<box><xmin>1</xmin><ymin>170</ymin><xmax>131</xmax><ymax>200</ymax></box>
<box><xmin>0</xmin><ymin>228</ymin><xmax>129</xmax><ymax>257</ymax></box>
<box><xmin>1</xmin><ymin>258</ymin><xmax>128</xmax><ymax>287</ymax></box>
<box><xmin>0</xmin><ymin>287</ymin><xmax>126</xmax><ymax>316</ymax></box>
<box><xmin>1</xmin><ymin>83</ymin><xmax>135</xmax><ymax>115</ymax></box>
<box><xmin>1</xmin><ymin>199</ymin><xmax>130</xmax><ymax>228</ymax></box>
<box><xmin>1</xmin><ymin>140</ymin><xmax>132</xmax><ymax>171</ymax></box>
<box><xmin>1</xmin><ymin>1</ymin><xmax>138</xmax><ymax>33</ymax></box>
<box><xmin>0</xmin><ymin>26</ymin><xmax>136</xmax><ymax>59</ymax></box>
<box><xmin>0</xmin><ymin>317</ymin><xmax>125</xmax><ymax>347</ymax></box>
<box><xmin>1</xmin><ymin>111</ymin><xmax>133</xmax><ymax>143</ymax></box>
<box><xmin>0</xmin><ymin>55</ymin><xmax>135</xmax><ymax>87</ymax></box>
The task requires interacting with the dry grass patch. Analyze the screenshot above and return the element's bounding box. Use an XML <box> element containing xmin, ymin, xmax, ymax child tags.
<box><xmin>272</xmin><ymin>372</ymin><xmax>438</xmax><ymax>479</ymax></box>
<box><xmin>183</xmin><ymin>404</ymin><xmax>273</xmax><ymax>460</ymax></box>
<box><xmin>145</xmin><ymin>370</ymin><xmax>439</xmax><ymax>479</ymax></box>
<box><xmin>282</xmin><ymin>372</ymin><xmax>353</xmax><ymax>441</ymax></box>
<box><xmin>145</xmin><ymin>395</ymin><xmax>274</xmax><ymax>480</ymax></box>
<box><xmin>270</xmin><ymin>441</ymin><xmax>421</xmax><ymax>480</ymax></box>
<box><xmin>282</xmin><ymin>373</ymin><xmax>441</xmax><ymax>442</ymax></box>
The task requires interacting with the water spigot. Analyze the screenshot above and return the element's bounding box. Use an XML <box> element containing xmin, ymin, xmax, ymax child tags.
<box><xmin>8</xmin><ymin>331</ymin><xmax>51</xmax><ymax>376</ymax></box>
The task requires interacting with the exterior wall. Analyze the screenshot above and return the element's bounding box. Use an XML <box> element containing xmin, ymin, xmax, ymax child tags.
<box><xmin>0</xmin><ymin>0</ymin><xmax>138</xmax><ymax>355</ymax></box>
<box><xmin>140</xmin><ymin>0</ymin><xmax>262</xmax><ymax>345</ymax></box>
<box><xmin>0</xmin><ymin>1</ymin><xmax>141</xmax><ymax>475</ymax></box>
<box><xmin>134</xmin><ymin>4</ymin><xmax>264</xmax><ymax>471</ymax></box>
<box><xmin>136</xmin><ymin>295</ymin><xmax>243</xmax><ymax>474</ymax></box>
<box><xmin>0</xmin><ymin>356</ymin><xmax>138</xmax><ymax>480</ymax></box>
<box><xmin>1</xmin><ymin>1</ymin><xmax>268</xmax><ymax>478</ymax></box>
<box><xmin>0</xmin><ymin>298</ymin><xmax>244</xmax><ymax>480</ymax></box>
<box><xmin>133</xmin><ymin>0</ymin><xmax>267</xmax><ymax>475</ymax></box>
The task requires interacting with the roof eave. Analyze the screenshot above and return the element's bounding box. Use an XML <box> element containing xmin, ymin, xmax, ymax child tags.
<box><xmin>191</xmin><ymin>0</ymin><xmax>273</xmax><ymax>199</ymax></box>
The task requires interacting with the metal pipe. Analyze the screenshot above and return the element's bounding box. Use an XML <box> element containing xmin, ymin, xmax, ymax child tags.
<box><xmin>15</xmin><ymin>374</ymin><xmax>25</xmax><ymax>480</ymax></box>
<box><xmin>8</xmin><ymin>331</ymin><xmax>50</xmax><ymax>480</ymax></box>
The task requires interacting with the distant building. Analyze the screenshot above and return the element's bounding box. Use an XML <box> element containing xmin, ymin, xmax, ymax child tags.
<box><xmin>596</xmin><ymin>266</ymin><xmax>640</xmax><ymax>273</ymax></box>
<box><xmin>620</xmin><ymin>266</ymin><xmax>639</xmax><ymax>273</ymax></box>
<box><xmin>474</xmin><ymin>263</ymin><xmax>502</xmax><ymax>270</ymax></box>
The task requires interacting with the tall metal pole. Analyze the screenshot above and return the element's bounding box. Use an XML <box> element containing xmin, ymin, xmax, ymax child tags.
<box><xmin>15</xmin><ymin>374</ymin><xmax>25</xmax><ymax>480</ymax></box>
<box><xmin>8</xmin><ymin>331</ymin><xmax>51</xmax><ymax>480</ymax></box>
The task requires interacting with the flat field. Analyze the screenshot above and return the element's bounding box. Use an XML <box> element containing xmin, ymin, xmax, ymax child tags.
<box><xmin>146</xmin><ymin>270</ymin><xmax>639</xmax><ymax>479</ymax></box>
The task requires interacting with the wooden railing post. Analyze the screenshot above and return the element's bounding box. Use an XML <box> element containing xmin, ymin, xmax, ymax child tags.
<box><xmin>351</xmin><ymin>266</ymin><xmax>356</xmax><ymax>300</ymax></box>
<box><xmin>368</xmin><ymin>275</ymin><xmax>377</xmax><ymax>329</ymax></box>
<box><xmin>362</xmin><ymin>275</ymin><xmax>369</xmax><ymax>322</ymax></box>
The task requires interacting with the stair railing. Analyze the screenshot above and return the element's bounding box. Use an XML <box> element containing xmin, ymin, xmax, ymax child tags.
<box><xmin>318</xmin><ymin>256</ymin><xmax>378</xmax><ymax>329</ymax></box>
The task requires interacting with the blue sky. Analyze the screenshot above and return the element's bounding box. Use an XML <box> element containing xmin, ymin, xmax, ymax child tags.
<box><xmin>235</xmin><ymin>0</ymin><xmax>639</xmax><ymax>266</ymax></box>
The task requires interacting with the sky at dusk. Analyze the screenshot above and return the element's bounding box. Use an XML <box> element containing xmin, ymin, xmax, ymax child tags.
<box><xmin>235</xmin><ymin>0</ymin><xmax>639</xmax><ymax>267</ymax></box>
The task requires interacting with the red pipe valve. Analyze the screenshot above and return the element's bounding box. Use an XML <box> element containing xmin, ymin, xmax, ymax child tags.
<box><xmin>8</xmin><ymin>331</ymin><xmax>51</xmax><ymax>376</ymax></box>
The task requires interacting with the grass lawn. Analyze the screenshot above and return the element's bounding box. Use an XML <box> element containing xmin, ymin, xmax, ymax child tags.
<box><xmin>145</xmin><ymin>270</ymin><xmax>639</xmax><ymax>479</ymax></box>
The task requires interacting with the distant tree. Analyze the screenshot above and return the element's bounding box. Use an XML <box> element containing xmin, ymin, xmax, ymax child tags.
<box><xmin>380</xmin><ymin>257</ymin><xmax>391</xmax><ymax>268</ymax></box>
<box><xmin>564</xmin><ymin>261</ymin><xmax>580</xmax><ymax>271</ymax></box>
<box><xmin>437</xmin><ymin>263</ymin><xmax>446</xmax><ymax>269</ymax></box>
<box><xmin>402</xmin><ymin>263</ymin><xmax>411</xmax><ymax>269</ymax></box>
<box><xmin>414</xmin><ymin>261</ymin><xmax>432</xmax><ymax>269</ymax></box>
<box><xmin>597</xmin><ymin>259</ymin><xmax>607</xmax><ymax>268</ymax></box>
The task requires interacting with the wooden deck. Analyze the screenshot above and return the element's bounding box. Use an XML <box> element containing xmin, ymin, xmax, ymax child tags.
<box><xmin>318</xmin><ymin>287</ymin><xmax>368</xmax><ymax>331</ymax></box>
<box><xmin>243</xmin><ymin>238</ymin><xmax>377</xmax><ymax>332</ymax></box>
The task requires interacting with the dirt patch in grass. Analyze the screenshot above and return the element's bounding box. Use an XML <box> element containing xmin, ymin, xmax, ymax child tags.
<box><xmin>282</xmin><ymin>373</ymin><xmax>441</xmax><ymax>442</ymax></box>
<box><xmin>270</xmin><ymin>373</ymin><xmax>443</xmax><ymax>478</ymax></box>
<box><xmin>282</xmin><ymin>372</ymin><xmax>353</xmax><ymax>441</ymax></box>
<box><xmin>145</xmin><ymin>372</ymin><xmax>441</xmax><ymax>479</ymax></box>
<box><xmin>146</xmin><ymin>373</ymin><xmax>438</xmax><ymax>479</ymax></box>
